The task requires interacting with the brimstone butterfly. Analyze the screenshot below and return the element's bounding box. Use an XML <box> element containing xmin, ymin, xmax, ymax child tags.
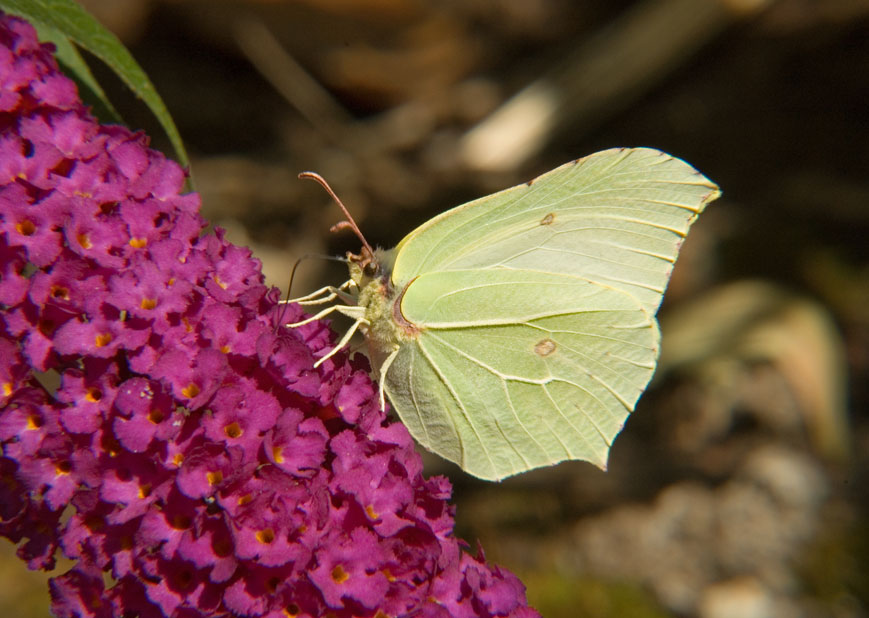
<box><xmin>290</xmin><ymin>147</ymin><xmax>720</xmax><ymax>481</ymax></box>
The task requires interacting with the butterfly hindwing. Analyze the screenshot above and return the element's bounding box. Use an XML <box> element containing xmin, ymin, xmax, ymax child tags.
<box><xmin>385</xmin><ymin>268</ymin><xmax>657</xmax><ymax>480</ymax></box>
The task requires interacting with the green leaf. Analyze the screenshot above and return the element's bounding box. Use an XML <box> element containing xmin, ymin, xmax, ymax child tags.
<box><xmin>0</xmin><ymin>0</ymin><xmax>190</xmax><ymax>172</ymax></box>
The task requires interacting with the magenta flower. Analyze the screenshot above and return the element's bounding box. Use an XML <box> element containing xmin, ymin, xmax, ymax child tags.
<box><xmin>0</xmin><ymin>12</ymin><xmax>539</xmax><ymax>618</ymax></box>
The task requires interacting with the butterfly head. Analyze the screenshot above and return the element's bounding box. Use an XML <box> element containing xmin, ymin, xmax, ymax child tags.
<box><xmin>347</xmin><ymin>246</ymin><xmax>395</xmax><ymax>292</ymax></box>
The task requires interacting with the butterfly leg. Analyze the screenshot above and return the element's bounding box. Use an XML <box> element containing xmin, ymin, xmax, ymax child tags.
<box><xmin>375</xmin><ymin>345</ymin><xmax>401</xmax><ymax>411</ymax></box>
<box><xmin>312</xmin><ymin>311</ymin><xmax>369</xmax><ymax>368</ymax></box>
<box><xmin>281</xmin><ymin>285</ymin><xmax>335</xmax><ymax>304</ymax></box>
<box><xmin>283</xmin><ymin>302</ymin><xmax>359</xmax><ymax>329</ymax></box>
<box><xmin>283</xmin><ymin>280</ymin><xmax>356</xmax><ymax>306</ymax></box>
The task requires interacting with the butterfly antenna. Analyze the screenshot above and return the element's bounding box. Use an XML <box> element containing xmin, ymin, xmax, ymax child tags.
<box><xmin>299</xmin><ymin>172</ymin><xmax>375</xmax><ymax>256</ymax></box>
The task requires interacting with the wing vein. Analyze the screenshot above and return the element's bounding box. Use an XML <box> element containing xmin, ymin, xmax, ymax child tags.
<box><xmin>415</xmin><ymin>338</ymin><xmax>499</xmax><ymax>474</ymax></box>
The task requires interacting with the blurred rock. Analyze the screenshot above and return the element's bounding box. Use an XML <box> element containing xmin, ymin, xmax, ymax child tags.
<box><xmin>564</xmin><ymin>445</ymin><xmax>828</xmax><ymax>616</ymax></box>
<box><xmin>698</xmin><ymin>577</ymin><xmax>775</xmax><ymax>618</ymax></box>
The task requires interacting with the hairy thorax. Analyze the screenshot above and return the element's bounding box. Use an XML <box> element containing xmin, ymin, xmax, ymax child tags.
<box><xmin>350</xmin><ymin>251</ymin><xmax>420</xmax><ymax>377</ymax></box>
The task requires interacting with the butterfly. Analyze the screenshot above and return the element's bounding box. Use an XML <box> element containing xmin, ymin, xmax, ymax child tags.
<box><xmin>288</xmin><ymin>147</ymin><xmax>720</xmax><ymax>481</ymax></box>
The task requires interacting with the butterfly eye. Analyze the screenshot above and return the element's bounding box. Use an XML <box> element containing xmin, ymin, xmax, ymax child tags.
<box><xmin>363</xmin><ymin>262</ymin><xmax>379</xmax><ymax>278</ymax></box>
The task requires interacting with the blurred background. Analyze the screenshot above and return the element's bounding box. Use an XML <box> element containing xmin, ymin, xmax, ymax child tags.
<box><xmin>2</xmin><ymin>0</ymin><xmax>868</xmax><ymax>616</ymax></box>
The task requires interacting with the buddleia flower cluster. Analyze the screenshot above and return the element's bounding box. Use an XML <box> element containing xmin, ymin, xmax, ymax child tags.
<box><xmin>0</xmin><ymin>13</ymin><xmax>539</xmax><ymax>618</ymax></box>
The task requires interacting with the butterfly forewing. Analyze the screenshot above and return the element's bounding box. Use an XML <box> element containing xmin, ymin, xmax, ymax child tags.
<box><xmin>390</xmin><ymin>148</ymin><xmax>720</xmax><ymax>314</ymax></box>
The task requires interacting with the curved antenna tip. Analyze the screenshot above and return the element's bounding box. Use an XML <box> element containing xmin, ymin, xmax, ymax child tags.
<box><xmin>299</xmin><ymin>172</ymin><xmax>374</xmax><ymax>256</ymax></box>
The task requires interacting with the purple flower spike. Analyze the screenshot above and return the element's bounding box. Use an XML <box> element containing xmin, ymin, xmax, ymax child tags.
<box><xmin>0</xmin><ymin>12</ymin><xmax>540</xmax><ymax>618</ymax></box>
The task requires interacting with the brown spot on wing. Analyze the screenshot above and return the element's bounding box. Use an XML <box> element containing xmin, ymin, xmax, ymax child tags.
<box><xmin>534</xmin><ymin>338</ymin><xmax>556</xmax><ymax>357</ymax></box>
<box><xmin>540</xmin><ymin>212</ymin><xmax>555</xmax><ymax>225</ymax></box>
